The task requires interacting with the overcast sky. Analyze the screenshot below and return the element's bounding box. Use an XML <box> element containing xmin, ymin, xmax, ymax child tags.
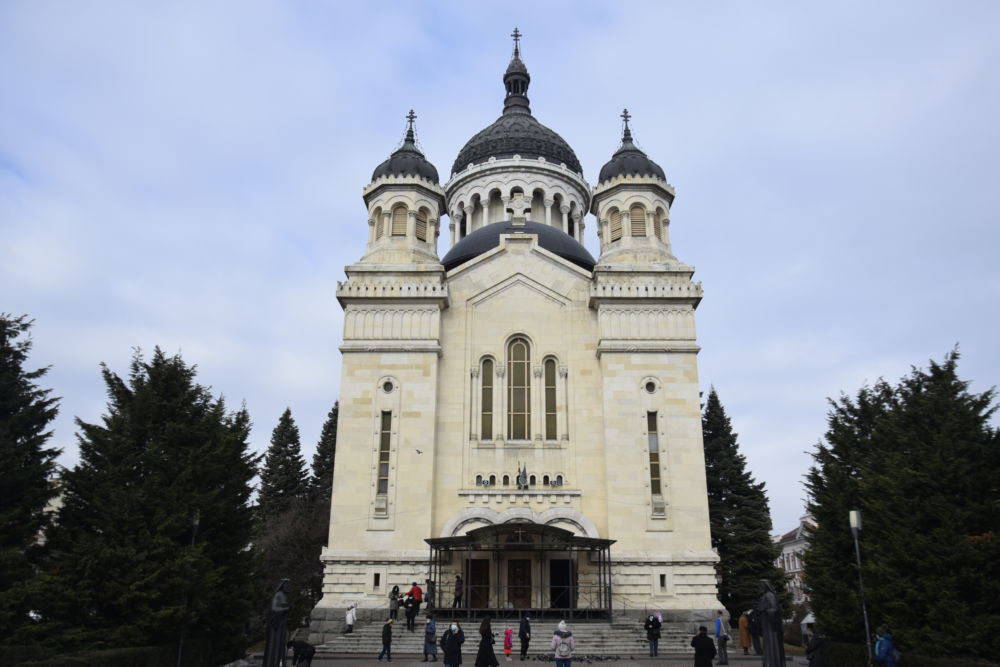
<box><xmin>3</xmin><ymin>1</ymin><xmax>998</xmax><ymax>533</ymax></box>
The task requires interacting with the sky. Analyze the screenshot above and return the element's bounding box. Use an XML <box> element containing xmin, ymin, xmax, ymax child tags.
<box><xmin>2</xmin><ymin>1</ymin><xmax>998</xmax><ymax>533</ymax></box>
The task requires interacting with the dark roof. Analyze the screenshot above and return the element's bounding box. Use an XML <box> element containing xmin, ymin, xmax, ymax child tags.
<box><xmin>372</xmin><ymin>123</ymin><xmax>440</xmax><ymax>184</ymax></box>
<box><xmin>450</xmin><ymin>46</ymin><xmax>582</xmax><ymax>175</ymax></box>
<box><xmin>426</xmin><ymin>522</ymin><xmax>614</xmax><ymax>551</ymax></box>
<box><xmin>598</xmin><ymin>126</ymin><xmax>665</xmax><ymax>184</ymax></box>
<box><xmin>441</xmin><ymin>220</ymin><xmax>595</xmax><ymax>272</ymax></box>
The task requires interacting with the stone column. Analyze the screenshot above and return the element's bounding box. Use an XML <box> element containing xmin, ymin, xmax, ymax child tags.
<box><xmin>407</xmin><ymin>209</ymin><xmax>417</xmax><ymax>238</ymax></box>
<box><xmin>544</xmin><ymin>198</ymin><xmax>553</xmax><ymax>227</ymax></box>
<box><xmin>558</xmin><ymin>365</ymin><xmax>569</xmax><ymax>440</ymax></box>
<box><xmin>571</xmin><ymin>210</ymin><xmax>582</xmax><ymax>242</ymax></box>
<box><xmin>501</xmin><ymin>196</ymin><xmax>511</xmax><ymax>219</ymax></box>
<box><xmin>470</xmin><ymin>366</ymin><xmax>480</xmax><ymax>441</ymax></box>
<box><xmin>381</xmin><ymin>211</ymin><xmax>391</xmax><ymax>239</ymax></box>
<box><xmin>482</xmin><ymin>194</ymin><xmax>490</xmax><ymax>227</ymax></box>
<box><xmin>368</xmin><ymin>217</ymin><xmax>375</xmax><ymax>244</ymax></box>
<box><xmin>560</xmin><ymin>205</ymin><xmax>570</xmax><ymax>235</ymax></box>
<box><xmin>532</xmin><ymin>364</ymin><xmax>543</xmax><ymax>442</ymax></box>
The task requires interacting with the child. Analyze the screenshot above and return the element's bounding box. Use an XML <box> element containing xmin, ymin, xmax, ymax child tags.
<box><xmin>504</xmin><ymin>625</ymin><xmax>514</xmax><ymax>661</ymax></box>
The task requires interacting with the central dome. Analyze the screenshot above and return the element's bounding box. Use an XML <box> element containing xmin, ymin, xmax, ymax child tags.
<box><xmin>452</xmin><ymin>114</ymin><xmax>582</xmax><ymax>175</ymax></box>
<box><xmin>442</xmin><ymin>220</ymin><xmax>595</xmax><ymax>272</ymax></box>
<box><xmin>451</xmin><ymin>38</ymin><xmax>582</xmax><ymax>176</ymax></box>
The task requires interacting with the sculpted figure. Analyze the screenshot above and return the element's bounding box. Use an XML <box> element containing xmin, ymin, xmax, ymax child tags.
<box><xmin>757</xmin><ymin>579</ymin><xmax>786</xmax><ymax>667</ymax></box>
<box><xmin>263</xmin><ymin>579</ymin><xmax>291</xmax><ymax>667</ymax></box>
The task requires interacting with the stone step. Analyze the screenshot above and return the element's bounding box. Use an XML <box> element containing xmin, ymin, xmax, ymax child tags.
<box><xmin>317</xmin><ymin>622</ymin><xmax>698</xmax><ymax>655</ymax></box>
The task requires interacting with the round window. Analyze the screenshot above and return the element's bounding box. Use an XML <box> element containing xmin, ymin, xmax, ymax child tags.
<box><xmin>645</xmin><ymin>381</ymin><xmax>656</xmax><ymax>394</ymax></box>
<box><xmin>383</xmin><ymin>381</ymin><xmax>394</xmax><ymax>393</ymax></box>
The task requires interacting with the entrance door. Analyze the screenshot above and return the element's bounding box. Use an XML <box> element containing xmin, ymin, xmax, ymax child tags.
<box><xmin>507</xmin><ymin>559</ymin><xmax>532</xmax><ymax>608</ymax></box>
<box><xmin>549</xmin><ymin>559</ymin><xmax>572</xmax><ymax>609</ymax></box>
<box><xmin>468</xmin><ymin>559</ymin><xmax>490</xmax><ymax>609</ymax></box>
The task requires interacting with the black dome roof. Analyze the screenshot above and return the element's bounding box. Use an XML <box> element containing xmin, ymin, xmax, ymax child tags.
<box><xmin>441</xmin><ymin>220</ymin><xmax>595</xmax><ymax>272</ymax></box>
<box><xmin>372</xmin><ymin>115</ymin><xmax>439</xmax><ymax>184</ymax></box>
<box><xmin>452</xmin><ymin>113</ymin><xmax>582</xmax><ymax>175</ymax></box>
<box><xmin>598</xmin><ymin>124</ymin><xmax>665</xmax><ymax>184</ymax></box>
<box><xmin>451</xmin><ymin>38</ymin><xmax>581</xmax><ymax>175</ymax></box>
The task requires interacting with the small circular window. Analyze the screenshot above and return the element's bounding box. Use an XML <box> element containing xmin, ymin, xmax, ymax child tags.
<box><xmin>645</xmin><ymin>381</ymin><xmax>657</xmax><ymax>394</ymax></box>
<box><xmin>383</xmin><ymin>381</ymin><xmax>394</xmax><ymax>393</ymax></box>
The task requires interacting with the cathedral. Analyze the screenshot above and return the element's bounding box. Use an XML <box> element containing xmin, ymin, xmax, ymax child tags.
<box><xmin>310</xmin><ymin>32</ymin><xmax>719</xmax><ymax>638</ymax></box>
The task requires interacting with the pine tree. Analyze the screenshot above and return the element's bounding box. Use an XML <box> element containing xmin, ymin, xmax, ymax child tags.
<box><xmin>803</xmin><ymin>380</ymin><xmax>893</xmax><ymax>644</ymax></box>
<box><xmin>258</xmin><ymin>408</ymin><xmax>306</xmax><ymax>518</ymax></box>
<box><xmin>0</xmin><ymin>314</ymin><xmax>60</xmax><ymax>638</ymax></box>
<box><xmin>702</xmin><ymin>387</ymin><xmax>786</xmax><ymax>617</ymax></box>
<box><xmin>805</xmin><ymin>351</ymin><xmax>1000</xmax><ymax>659</ymax></box>
<box><xmin>310</xmin><ymin>401</ymin><xmax>338</xmax><ymax>502</ymax></box>
<box><xmin>35</xmin><ymin>349</ymin><xmax>256</xmax><ymax>661</ymax></box>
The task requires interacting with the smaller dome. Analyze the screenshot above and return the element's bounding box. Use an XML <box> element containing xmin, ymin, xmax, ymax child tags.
<box><xmin>371</xmin><ymin>112</ymin><xmax>440</xmax><ymax>184</ymax></box>
<box><xmin>442</xmin><ymin>220</ymin><xmax>595</xmax><ymax>272</ymax></box>
<box><xmin>598</xmin><ymin>113</ymin><xmax>665</xmax><ymax>184</ymax></box>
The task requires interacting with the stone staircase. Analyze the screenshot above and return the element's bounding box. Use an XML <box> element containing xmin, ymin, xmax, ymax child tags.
<box><xmin>316</xmin><ymin>618</ymin><xmax>696</xmax><ymax>657</ymax></box>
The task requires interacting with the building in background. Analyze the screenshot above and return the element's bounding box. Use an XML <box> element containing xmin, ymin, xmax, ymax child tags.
<box><xmin>310</xmin><ymin>32</ymin><xmax>720</xmax><ymax>642</ymax></box>
<box><xmin>774</xmin><ymin>514</ymin><xmax>814</xmax><ymax>609</ymax></box>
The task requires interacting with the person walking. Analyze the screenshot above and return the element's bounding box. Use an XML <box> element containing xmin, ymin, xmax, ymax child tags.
<box><xmin>424</xmin><ymin>614</ymin><xmax>438</xmax><ymax>662</ymax></box>
<box><xmin>343</xmin><ymin>602</ymin><xmax>357</xmax><ymax>634</ymax></box>
<box><xmin>453</xmin><ymin>574</ymin><xmax>463</xmax><ymax>609</ymax></box>
<box><xmin>805</xmin><ymin>623</ymin><xmax>825</xmax><ymax>667</ymax></box>
<box><xmin>475</xmin><ymin>616</ymin><xmax>500</xmax><ymax>667</ymax></box>
<box><xmin>377</xmin><ymin>617</ymin><xmax>393</xmax><ymax>663</ymax></box>
<box><xmin>442</xmin><ymin>621</ymin><xmax>466</xmax><ymax>667</ymax></box>
<box><xmin>714</xmin><ymin>610</ymin><xmax>729</xmax><ymax>664</ymax></box>
<box><xmin>407</xmin><ymin>580</ymin><xmax>425</xmax><ymax>610</ymax></box>
<box><xmin>874</xmin><ymin>624</ymin><xmax>898</xmax><ymax>667</ymax></box>
<box><xmin>690</xmin><ymin>626</ymin><xmax>717</xmax><ymax>667</ymax></box>
<box><xmin>550</xmin><ymin>620</ymin><xmax>576</xmax><ymax>667</ymax></box>
<box><xmin>426</xmin><ymin>578</ymin><xmax>437</xmax><ymax>611</ymax></box>
<box><xmin>503</xmin><ymin>625</ymin><xmax>514</xmax><ymax>661</ymax></box>
<box><xmin>389</xmin><ymin>585</ymin><xmax>400</xmax><ymax>621</ymax></box>
<box><xmin>518</xmin><ymin>613</ymin><xmax>531</xmax><ymax>661</ymax></box>
<box><xmin>405</xmin><ymin>595</ymin><xmax>419</xmax><ymax>632</ymax></box>
<box><xmin>644</xmin><ymin>613</ymin><xmax>661</xmax><ymax>657</ymax></box>
<box><xmin>738</xmin><ymin>611</ymin><xmax>751</xmax><ymax>655</ymax></box>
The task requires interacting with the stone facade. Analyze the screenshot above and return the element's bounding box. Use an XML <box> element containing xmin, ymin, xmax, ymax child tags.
<box><xmin>310</xmin><ymin>37</ymin><xmax>720</xmax><ymax>643</ymax></box>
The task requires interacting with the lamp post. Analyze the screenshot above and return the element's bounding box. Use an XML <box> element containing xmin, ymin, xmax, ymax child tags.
<box><xmin>849</xmin><ymin>510</ymin><xmax>873</xmax><ymax>664</ymax></box>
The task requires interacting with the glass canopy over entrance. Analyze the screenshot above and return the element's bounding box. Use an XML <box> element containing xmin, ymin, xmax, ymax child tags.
<box><xmin>425</xmin><ymin>522</ymin><xmax>615</xmax><ymax>620</ymax></box>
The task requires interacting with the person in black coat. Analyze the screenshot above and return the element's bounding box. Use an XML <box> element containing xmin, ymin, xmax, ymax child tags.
<box><xmin>644</xmin><ymin>614</ymin><xmax>662</xmax><ymax>657</ymax></box>
<box><xmin>286</xmin><ymin>639</ymin><xmax>315</xmax><ymax>666</ymax></box>
<box><xmin>691</xmin><ymin>626</ymin><xmax>717</xmax><ymax>667</ymax></box>
<box><xmin>442</xmin><ymin>621</ymin><xmax>466</xmax><ymax>666</ymax></box>
<box><xmin>378</xmin><ymin>617</ymin><xmax>394</xmax><ymax>662</ymax></box>
<box><xmin>405</xmin><ymin>595</ymin><xmax>419</xmax><ymax>632</ymax></box>
<box><xmin>805</xmin><ymin>623</ymin><xmax>825</xmax><ymax>667</ymax></box>
<box><xmin>518</xmin><ymin>613</ymin><xmax>531</xmax><ymax>661</ymax></box>
<box><xmin>475</xmin><ymin>616</ymin><xmax>499</xmax><ymax>667</ymax></box>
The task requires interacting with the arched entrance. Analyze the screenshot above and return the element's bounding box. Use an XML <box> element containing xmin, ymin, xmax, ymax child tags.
<box><xmin>426</xmin><ymin>522</ymin><xmax>615</xmax><ymax>620</ymax></box>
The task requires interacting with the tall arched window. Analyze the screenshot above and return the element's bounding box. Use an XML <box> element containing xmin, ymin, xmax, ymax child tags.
<box><xmin>374</xmin><ymin>207</ymin><xmax>384</xmax><ymax>239</ymax></box>
<box><xmin>416</xmin><ymin>208</ymin><xmax>429</xmax><ymax>241</ymax></box>
<box><xmin>391</xmin><ymin>205</ymin><xmax>407</xmax><ymax>236</ymax></box>
<box><xmin>481</xmin><ymin>358</ymin><xmax>494</xmax><ymax>440</ymax></box>
<box><xmin>609</xmin><ymin>209</ymin><xmax>622</xmax><ymax>242</ymax></box>
<box><xmin>653</xmin><ymin>208</ymin><xmax>664</xmax><ymax>240</ymax></box>
<box><xmin>630</xmin><ymin>205</ymin><xmax>646</xmax><ymax>236</ymax></box>
<box><xmin>507</xmin><ymin>337</ymin><xmax>531</xmax><ymax>440</ymax></box>
<box><xmin>544</xmin><ymin>358</ymin><xmax>557</xmax><ymax>440</ymax></box>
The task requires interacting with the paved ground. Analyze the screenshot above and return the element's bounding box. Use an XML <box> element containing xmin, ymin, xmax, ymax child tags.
<box><xmin>296</xmin><ymin>654</ymin><xmax>808</xmax><ymax>666</ymax></box>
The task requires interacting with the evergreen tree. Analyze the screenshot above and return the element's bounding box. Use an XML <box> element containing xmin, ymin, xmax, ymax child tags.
<box><xmin>0</xmin><ymin>314</ymin><xmax>60</xmax><ymax>638</ymax></box>
<box><xmin>805</xmin><ymin>351</ymin><xmax>1000</xmax><ymax>659</ymax></box>
<box><xmin>258</xmin><ymin>408</ymin><xmax>306</xmax><ymax>518</ymax></box>
<box><xmin>702</xmin><ymin>387</ymin><xmax>786</xmax><ymax>617</ymax></box>
<box><xmin>310</xmin><ymin>401</ymin><xmax>338</xmax><ymax>502</ymax></box>
<box><xmin>35</xmin><ymin>349</ymin><xmax>256</xmax><ymax>662</ymax></box>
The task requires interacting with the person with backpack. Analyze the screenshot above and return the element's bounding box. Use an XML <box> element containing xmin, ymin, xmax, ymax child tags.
<box><xmin>550</xmin><ymin>620</ymin><xmax>576</xmax><ymax>667</ymax></box>
<box><xmin>442</xmin><ymin>620</ymin><xmax>466</xmax><ymax>667</ymax></box>
<box><xmin>874</xmin><ymin>624</ymin><xmax>899</xmax><ymax>667</ymax></box>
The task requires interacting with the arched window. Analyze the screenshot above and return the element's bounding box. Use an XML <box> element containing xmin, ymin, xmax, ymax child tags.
<box><xmin>476</xmin><ymin>474</ymin><xmax>483</xmax><ymax>486</ymax></box>
<box><xmin>503</xmin><ymin>475</ymin><xmax>510</xmax><ymax>487</ymax></box>
<box><xmin>507</xmin><ymin>337</ymin><xmax>531</xmax><ymax>440</ymax></box>
<box><xmin>374</xmin><ymin>207</ymin><xmax>384</xmax><ymax>239</ymax></box>
<box><xmin>654</xmin><ymin>208</ymin><xmax>664</xmax><ymax>241</ymax></box>
<box><xmin>489</xmin><ymin>474</ymin><xmax>497</xmax><ymax>486</ymax></box>
<box><xmin>630</xmin><ymin>205</ymin><xmax>646</xmax><ymax>236</ymax></box>
<box><xmin>391</xmin><ymin>205</ymin><xmax>407</xmax><ymax>236</ymax></box>
<box><xmin>529</xmin><ymin>474</ymin><xmax>536</xmax><ymax>486</ymax></box>
<box><xmin>544</xmin><ymin>358</ymin><xmax>557</xmax><ymax>440</ymax></box>
<box><xmin>609</xmin><ymin>209</ymin><xmax>622</xmax><ymax>242</ymax></box>
<box><xmin>543</xmin><ymin>474</ymin><xmax>550</xmax><ymax>485</ymax></box>
<box><xmin>481</xmin><ymin>358</ymin><xmax>494</xmax><ymax>440</ymax></box>
<box><xmin>416</xmin><ymin>208</ymin><xmax>429</xmax><ymax>241</ymax></box>
<box><xmin>555</xmin><ymin>475</ymin><xmax>563</xmax><ymax>485</ymax></box>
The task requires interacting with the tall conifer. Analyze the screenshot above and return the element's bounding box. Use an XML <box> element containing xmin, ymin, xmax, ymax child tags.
<box><xmin>310</xmin><ymin>401</ymin><xmax>338</xmax><ymax>502</ymax></box>
<box><xmin>37</xmin><ymin>348</ymin><xmax>255</xmax><ymax>661</ymax></box>
<box><xmin>0</xmin><ymin>315</ymin><xmax>60</xmax><ymax>638</ymax></box>
<box><xmin>258</xmin><ymin>408</ymin><xmax>306</xmax><ymax>518</ymax></box>
<box><xmin>702</xmin><ymin>387</ymin><xmax>786</xmax><ymax>616</ymax></box>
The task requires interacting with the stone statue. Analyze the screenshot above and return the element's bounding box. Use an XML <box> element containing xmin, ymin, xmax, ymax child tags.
<box><xmin>757</xmin><ymin>579</ymin><xmax>786</xmax><ymax>667</ymax></box>
<box><xmin>263</xmin><ymin>579</ymin><xmax>291</xmax><ymax>667</ymax></box>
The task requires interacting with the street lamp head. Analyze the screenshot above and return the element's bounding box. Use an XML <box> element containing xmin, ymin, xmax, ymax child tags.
<box><xmin>849</xmin><ymin>510</ymin><xmax>862</xmax><ymax>532</ymax></box>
